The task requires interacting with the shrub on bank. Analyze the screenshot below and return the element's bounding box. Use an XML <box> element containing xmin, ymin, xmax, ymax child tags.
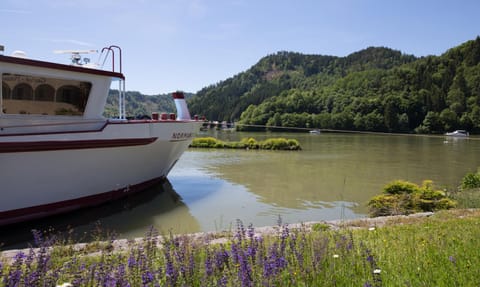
<box><xmin>367</xmin><ymin>180</ymin><xmax>456</xmax><ymax>217</ymax></box>
<box><xmin>460</xmin><ymin>168</ymin><xmax>480</xmax><ymax>190</ymax></box>
<box><xmin>450</xmin><ymin>166</ymin><xmax>480</xmax><ymax>208</ymax></box>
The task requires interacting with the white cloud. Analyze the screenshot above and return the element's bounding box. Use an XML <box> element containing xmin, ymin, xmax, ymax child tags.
<box><xmin>0</xmin><ymin>8</ymin><xmax>31</xmax><ymax>14</ymax></box>
<box><xmin>51</xmin><ymin>39</ymin><xmax>96</xmax><ymax>47</ymax></box>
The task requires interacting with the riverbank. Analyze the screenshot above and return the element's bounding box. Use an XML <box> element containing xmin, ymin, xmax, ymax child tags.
<box><xmin>1</xmin><ymin>209</ymin><xmax>479</xmax><ymax>286</ymax></box>
<box><xmin>0</xmin><ymin>209</ymin><xmax>474</xmax><ymax>261</ymax></box>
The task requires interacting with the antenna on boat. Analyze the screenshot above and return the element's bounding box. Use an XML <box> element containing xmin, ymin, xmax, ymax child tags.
<box><xmin>53</xmin><ymin>49</ymin><xmax>98</xmax><ymax>67</ymax></box>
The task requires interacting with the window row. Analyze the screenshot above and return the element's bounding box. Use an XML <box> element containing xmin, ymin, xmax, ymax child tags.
<box><xmin>1</xmin><ymin>74</ymin><xmax>91</xmax><ymax>115</ymax></box>
<box><xmin>2</xmin><ymin>83</ymin><xmax>87</xmax><ymax>104</ymax></box>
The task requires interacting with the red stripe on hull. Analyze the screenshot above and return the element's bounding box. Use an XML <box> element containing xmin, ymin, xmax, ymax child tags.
<box><xmin>0</xmin><ymin>137</ymin><xmax>157</xmax><ymax>153</ymax></box>
<box><xmin>0</xmin><ymin>177</ymin><xmax>166</xmax><ymax>226</ymax></box>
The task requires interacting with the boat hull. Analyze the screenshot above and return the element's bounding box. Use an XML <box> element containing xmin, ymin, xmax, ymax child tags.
<box><xmin>0</xmin><ymin>120</ymin><xmax>201</xmax><ymax>225</ymax></box>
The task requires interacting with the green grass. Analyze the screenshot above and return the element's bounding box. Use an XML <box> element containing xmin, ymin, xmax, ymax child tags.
<box><xmin>450</xmin><ymin>188</ymin><xmax>480</xmax><ymax>209</ymax></box>
<box><xmin>1</xmin><ymin>210</ymin><xmax>480</xmax><ymax>286</ymax></box>
<box><xmin>357</xmin><ymin>211</ymin><xmax>480</xmax><ymax>286</ymax></box>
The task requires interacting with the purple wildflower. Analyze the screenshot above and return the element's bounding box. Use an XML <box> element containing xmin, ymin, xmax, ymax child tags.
<box><xmin>231</xmin><ymin>242</ymin><xmax>240</xmax><ymax>264</ymax></box>
<box><xmin>236</xmin><ymin>219</ymin><xmax>246</xmax><ymax>242</ymax></box>
<box><xmin>246</xmin><ymin>245</ymin><xmax>256</xmax><ymax>263</ymax></box>
<box><xmin>449</xmin><ymin>255</ymin><xmax>456</xmax><ymax>265</ymax></box>
<box><xmin>128</xmin><ymin>252</ymin><xmax>137</xmax><ymax>269</ymax></box>
<box><xmin>205</xmin><ymin>248</ymin><xmax>213</xmax><ymax>276</ymax></box>
<box><xmin>142</xmin><ymin>270</ymin><xmax>154</xmax><ymax>285</ymax></box>
<box><xmin>263</xmin><ymin>242</ymin><xmax>287</xmax><ymax>279</ymax></box>
<box><xmin>238</xmin><ymin>249</ymin><xmax>253</xmax><ymax>287</ymax></box>
<box><xmin>214</xmin><ymin>246</ymin><xmax>230</xmax><ymax>271</ymax></box>
<box><xmin>173</xmin><ymin>237</ymin><xmax>187</xmax><ymax>278</ymax></box>
<box><xmin>188</xmin><ymin>250</ymin><xmax>196</xmax><ymax>278</ymax></box>
<box><xmin>113</xmin><ymin>263</ymin><xmax>129</xmax><ymax>287</ymax></box>
<box><xmin>104</xmin><ymin>273</ymin><xmax>118</xmax><ymax>287</ymax></box>
<box><xmin>366</xmin><ymin>254</ymin><xmax>374</xmax><ymax>264</ymax></box>
<box><xmin>247</xmin><ymin>223</ymin><xmax>255</xmax><ymax>240</ymax></box>
<box><xmin>217</xmin><ymin>275</ymin><xmax>228</xmax><ymax>287</ymax></box>
<box><xmin>363</xmin><ymin>248</ymin><xmax>383</xmax><ymax>287</ymax></box>
<box><xmin>364</xmin><ymin>248</ymin><xmax>378</xmax><ymax>270</ymax></box>
<box><xmin>31</xmin><ymin>229</ymin><xmax>44</xmax><ymax>247</ymax></box>
<box><xmin>164</xmin><ymin>249</ymin><xmax>177</xmax><ymax>286</ymax></box>
<box><xmin>311</xmin><ymin>236</ymin><xmax>329</xmax><ymax>270</ymax></box>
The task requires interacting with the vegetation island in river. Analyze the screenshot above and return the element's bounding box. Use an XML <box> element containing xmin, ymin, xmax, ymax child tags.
<box><xmin>189</xmin><ymin>137</ymin><xmax>301</xmax><ymax>150</ymax></box>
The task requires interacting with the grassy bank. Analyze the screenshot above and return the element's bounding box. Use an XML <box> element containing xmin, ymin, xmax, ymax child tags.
<box><xmin>1</xmin><ymin>210</ymin><xmax>480</xmax><ymax>286</ymax></box>
<box><xmin>190</xmin><ymin>137</ymin><xmax>301</xmax><ymax>150</ymax></box>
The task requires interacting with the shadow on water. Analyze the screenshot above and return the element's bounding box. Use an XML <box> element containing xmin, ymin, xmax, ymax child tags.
<box><xmin>0</xmin><ymin>179</ymin><xmax>200</xmax><ymax>250</ymax></box>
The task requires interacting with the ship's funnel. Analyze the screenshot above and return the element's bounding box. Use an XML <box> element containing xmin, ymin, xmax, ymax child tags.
<box><xmin>172</xmin><ymin>92</ymin><xmax>191</xmax><ymax>120</ymax></box>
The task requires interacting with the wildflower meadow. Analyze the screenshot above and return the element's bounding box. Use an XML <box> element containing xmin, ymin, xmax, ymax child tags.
<box><xmin>1</xmin><ymin>210</ymin><xmax>480</xmax><ymax>286</ymax></box>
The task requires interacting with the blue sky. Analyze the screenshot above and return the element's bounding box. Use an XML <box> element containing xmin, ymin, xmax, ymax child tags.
<box><xmin>1</xmin><ymin>0</ymin><xmax>479</xmax><ymax>95</ymax></box>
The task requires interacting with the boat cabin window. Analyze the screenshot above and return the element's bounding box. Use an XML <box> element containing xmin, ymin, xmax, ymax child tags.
<box><xmin>12</xmin><ymin>83</ymin><xmax>33</xmax><ymax>100</ymax></box>
<box><xmin>1</xmin><ymin>74</ymin><xmax>91</xmax><ymax>116</ymax></box>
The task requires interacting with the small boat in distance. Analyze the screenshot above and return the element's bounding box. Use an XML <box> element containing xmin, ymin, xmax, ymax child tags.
<box><xmin>309</xmin><ymin>129</ymin><xmax>321</xmax><ymax>134</ymax></box>
<box><xmin>0</xmin><ymin>45</ymin><xmax>203</xmax><ymax>226</ymax></box>
<box><xmin>445</xmin><ymin>130</ymin><xmax>469</xmax><ymax>137</ymax></box>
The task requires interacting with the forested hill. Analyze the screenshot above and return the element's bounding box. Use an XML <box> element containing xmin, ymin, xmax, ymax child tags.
<box><xmin>188</xmin><ymin>37</ymin><xmax>480</xmax><ymax>133</ymax></box>
<box><xmin>104</xmin><ymin>91</ymin><xmax>194</xmax><ymax>119</ymax></box>
<box><xmin>188</xmin><ymin>47</ymin><xmax>417</xmax><ymax>122</ymax></box>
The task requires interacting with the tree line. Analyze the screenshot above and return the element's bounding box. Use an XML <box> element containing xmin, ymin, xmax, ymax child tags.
<box><xmin>104</xmin><ymin>91</ymin><xmax>194</xmax><ymax>119</ymax></box>
<box><xmin>188</xmin><ymin>37</ymin><xmax>480</xmax><ymax>133</ymax></box>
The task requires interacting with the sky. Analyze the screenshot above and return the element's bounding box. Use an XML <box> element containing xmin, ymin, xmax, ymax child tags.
<box><xmin>1</xmin><ymin>0</ymin><xmax>479</xmax><ymax>95</ymax></box>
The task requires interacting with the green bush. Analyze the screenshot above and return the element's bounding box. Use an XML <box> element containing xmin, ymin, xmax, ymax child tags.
<box><xmin>368</xmin><ymin>194</ymin><xmax>407</xmax><ymax>216</ymax></box>
<box><xmin>461</xmin><ymin>168</ymin><xmax>480</xmax><ymax>190</ymax></box>
<box><xmin>191</xmin><ymin>137</ymin><xmax>223</xmax><ymax>148</ymax></box>
<box><xmin>383</xmin><ymin>180</ymin><xmax>419</xmax><ymax>194</ymax></box>
<box><xmin>241</xmin><ymin>137</ymin><xmax>260</xmax><ymax>149</ymax></box>
<box><xmin>368</xmin><ymin>180</ymin><xmax>456</xmax><ymax>217</ymax></box>
<box><xmin>259</xmin><ymin>138</ymin><xmax>301</xmax><ymax>150</ymax></box>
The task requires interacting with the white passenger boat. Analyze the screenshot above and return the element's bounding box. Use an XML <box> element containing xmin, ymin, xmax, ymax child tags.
<box><xmin>0</xmin><ymin>45</ymin><xmax>202</xmax><ymax>225</ymax></box>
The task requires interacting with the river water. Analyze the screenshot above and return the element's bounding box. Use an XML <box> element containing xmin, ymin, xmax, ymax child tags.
<box><xmin>2</xmin><ymin>131</ymin><xmax>479</xmax><ymax>248</ymax></box>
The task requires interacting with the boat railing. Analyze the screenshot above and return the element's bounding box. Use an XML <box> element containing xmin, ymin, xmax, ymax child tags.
<box><xmin>99</xmin><ymin>45</ymin><xmax>122</xmax><ymax>74</ymax></box>
<box><xmin>98</xmin><ymin>45</ymin><xmax>126</xmax><ymax>120</ymax></box>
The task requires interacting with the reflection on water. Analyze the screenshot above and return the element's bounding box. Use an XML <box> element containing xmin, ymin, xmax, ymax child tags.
<box><xmin>2</xmin><ymin>132</ymin><xmax>480</xmax><ymax>249</ymax></box>
<box><xmin>170</xmin><ymin>148</ymin><xmax>361</xmax><ymax>234</ymax></box>
<box><xmin>0</xmin><ymin>180</ymin><xmax>200</xmax><ymax>249</ymax></box>
<box><xmin>171</xmin><ymin>131</ymin><xmax>480</xmax><ymax>232</ymax></box>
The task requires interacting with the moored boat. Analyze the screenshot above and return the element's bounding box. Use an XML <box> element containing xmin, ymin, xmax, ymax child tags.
<box><xmin>0</xmin><ymin>45</ymin><xmax>203</xmax><ymax>225</ymax></box>
<box><xmin>445</xmin><ymin>130</ymin><xmax>469</xmax><ymax>137</ymax></box>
